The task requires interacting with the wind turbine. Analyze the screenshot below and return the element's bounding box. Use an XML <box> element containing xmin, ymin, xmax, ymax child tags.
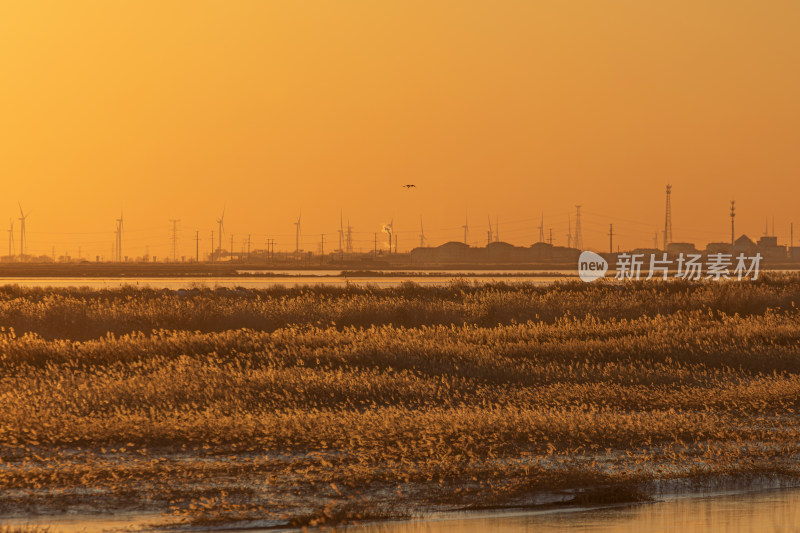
<box><xmin>7</xmin><ymin>220</ymin><xmax>14</xmax><ymax>259</ymax></box>
<box><xmin>115</xmin><ymin>212</ymin><xmax>124</xmax><ymax>262</ymax></box>
<box><xmin>294</xmin><ymin>212</ymin><xmax>302</xmax><ymax>253</ymax></box>
<box><xmin>538</xmin><ymin>213</ymin><xmax>545</xmax><ymax>243</ymax></box>
<box><xmin>461</xmin><ymin>213</ymin><xmax>469</xmax><ymax>245</ymax></box>
<box><xmin>216</xmin><ymin>209</ymin><xmax>225</xmax><ymax>255</ymax></box>
<box><xmin>18</xmin><ymin>203</ymin><xmax>31</xmax><ymax>258</ymax></box>
<box><xmin>383</xmin><ymin>219</ymin><xmax>393</xmax><ymax>253</ymax></box>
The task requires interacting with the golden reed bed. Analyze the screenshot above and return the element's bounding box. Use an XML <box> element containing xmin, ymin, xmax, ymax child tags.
<box><xmin>1</xmin><ymin>277</ymin><xmax>800</xmax><ymax>527</ymax></box>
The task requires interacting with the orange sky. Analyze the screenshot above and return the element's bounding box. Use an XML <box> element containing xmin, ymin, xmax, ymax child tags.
<box><xmin>2</xmin><ymin>1</ymin><xmax>800</xmax><ymax>258</ymax></box>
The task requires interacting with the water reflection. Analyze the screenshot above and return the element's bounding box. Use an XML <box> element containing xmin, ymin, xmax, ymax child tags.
<box><xmin>332</xmin><ymin>488</ymin><xmax>800</xmax><ymax>533</ymax></box>
<box><xmin>0</xmin><ymin>275</ymin><xmax>572</xmax><ymax>290</ymax></box>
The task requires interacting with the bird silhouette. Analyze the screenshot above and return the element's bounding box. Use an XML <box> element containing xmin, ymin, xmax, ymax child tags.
<box><xmin>403</xmin><ymin>184</ymin><xmax>416</xmax><ymax>189</ymax></box>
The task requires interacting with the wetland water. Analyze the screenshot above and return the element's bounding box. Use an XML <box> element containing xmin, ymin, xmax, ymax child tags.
<box><xmin>331</xmin><ymin>487</ymin><xmax>800</xmax><ymax>533</ymax></box>
<box><xmin>5</xmin><ymin>488</ymin><xmax>799</xmax><ymax>532</ymax></box>
<box><xmin>0</xmin><ymin>271</ymin><xmax>577</xmax><ymax>289</ymax></box>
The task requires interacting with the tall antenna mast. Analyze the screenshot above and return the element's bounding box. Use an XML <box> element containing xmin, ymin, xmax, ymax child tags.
<box><xmin>664</xmin><ymin>184</ymin><xmax>672</xmax><ymax>250</ymax></box>
<box><xmin>574</xmin><ymin>206</ymin><xmax>583</xmax><ymax>250</ymax></box>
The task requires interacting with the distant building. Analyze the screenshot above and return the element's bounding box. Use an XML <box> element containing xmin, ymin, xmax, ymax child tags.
<box><xmin>487</xmin><ymin>241</ymin><xmax>523</xmax><ymax>262</ymax></box>
<box><xmin>410</xmin><ymin>241</ymin><xmax>580</xmax><ymax>265</ymax></box>
<box><xmin>733</xmin><ymin>235</ymin><xmax>757</xmax><ymax>256</ymax></box>
<box><xmin>705</xmin><ymin>242</ymin><xmax>731</xmax><ymax>254</ymax></box>
<box><xmin>666</xmin><ymin>242</ymin><xmax>696</xmax><ymax>255</ymax></box>
<box><xmin>758</xmin><ymin>236</ymin><xmax>778</xmax><ymax>247</ymax></box>
<box><xmin>756</xmin><ymin>235</ymin><xmax>786</xmax><ymax>260</ymax></box>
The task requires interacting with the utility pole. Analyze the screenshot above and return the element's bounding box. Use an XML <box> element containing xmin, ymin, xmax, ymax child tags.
<box><xmin>320</xmin><ymin>233</ymin><xmax>325</xmax><ymax>264</ymax></box>
<box><xmin>567</xmin><ymin>216</ymin><xmax>572</xmax><ymax>249</ymax></box>
<box><xmin>609</xmin><ymin>224</ymin><xmax>614</xmax><ymax>254</ymax></box>
<box><xmin>169</xmin><ymin>219</ymin><xmax>180</xmax><ymax>262</ymax></box>
<box><xmin>664</xmin><ymin>184</ymin><xmax>672</xmax><ymax>249</ymax></box>
<box><xmin>730</xmin><ymin>200</ymin><xmax>736</xmax><ymax>252</ymax></box>
<box><xmin>338</xmin><ymin>210</ymin><xmax>344</xmax><ymax>258</ymax></box>
<box><xmin>210</xmin><ymin>231</ymin><xmax>214</xmax><ymax>262</ymax></box>
<box><xmin>195</xmin><ymin>230</ymin><xmax>199</xmax><ymax>262</ymax></box>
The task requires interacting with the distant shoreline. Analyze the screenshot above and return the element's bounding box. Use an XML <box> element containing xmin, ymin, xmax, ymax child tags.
<box><xmin>0</xmin><ymin>262</ymin><xmax>798</xmax><ymax>278</ymax></box>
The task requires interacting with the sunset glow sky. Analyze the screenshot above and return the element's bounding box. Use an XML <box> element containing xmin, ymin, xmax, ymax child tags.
<box><xmin>2</xmin><ymin>1</ymin><xmax>800</xmax><ymax>257</ymax></box>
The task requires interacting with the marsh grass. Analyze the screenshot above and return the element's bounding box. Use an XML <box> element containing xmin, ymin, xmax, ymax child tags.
<box><xmin>1</xmin><ymin>275</ymin><xmax>800</xmax><ymax>526</ymax></box>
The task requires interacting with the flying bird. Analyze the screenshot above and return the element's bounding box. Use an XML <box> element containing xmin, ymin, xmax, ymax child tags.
<box><xmin>403</xmin><ymin>184</ymin><xmax>416</xmax><ymax>189</ymax></box>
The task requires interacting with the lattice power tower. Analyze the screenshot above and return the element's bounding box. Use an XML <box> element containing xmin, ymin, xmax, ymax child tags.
<box><xmin>663</xmin><ymin>185</ymin><xmax>673</xmax><ymax>250</ymax></box>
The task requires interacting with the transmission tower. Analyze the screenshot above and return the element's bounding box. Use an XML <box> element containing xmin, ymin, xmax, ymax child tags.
<box><xmin>574</xmin><ymin>206</ymin><xmax>583</xmax><ymax>250</ymax></box>
<box><xmin>169</xmin><ymin>219</ymin><xmax>180</xmax><ymax>262</ymax></box>
<box><xmin>663</xmin><ymin>184</ymin><xmax>673</xmax><ymax>249</ymax></box>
